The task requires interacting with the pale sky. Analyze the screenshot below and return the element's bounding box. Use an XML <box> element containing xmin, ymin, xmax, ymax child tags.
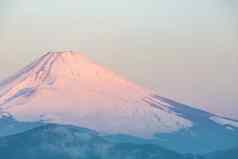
<box><xmin>0</xmin><ymin>0</ymin><xmax>238</xmax><ymax>118</ymax></box>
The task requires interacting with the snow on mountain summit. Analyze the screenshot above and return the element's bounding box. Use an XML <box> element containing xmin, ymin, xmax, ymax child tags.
<box><xmin>1</xmin><ymin>51</ymin><xmax>238</xmax><ymax>154</ymax></box>
<box><xmin>0</xmin><ymin>51</ymin><xmax>194</xmax><ymax>137</ymax></box>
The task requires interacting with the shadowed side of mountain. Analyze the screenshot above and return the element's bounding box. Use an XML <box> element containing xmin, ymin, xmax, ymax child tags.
<box><xmin>149</xmin><ymin>95</ymin><xmax>238</xmax><ymax>154</ymax></box>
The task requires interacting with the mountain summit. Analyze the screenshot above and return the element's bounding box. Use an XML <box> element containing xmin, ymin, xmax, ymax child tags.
<box><xmin>0</xmin><ymin>51</ymin><xmax>238</xmax><ymax>153</ymax></box>
<box><xmin>0</xmin><ymin>51</ymin><xmax>192</xmax><ymax>137</ymax></box>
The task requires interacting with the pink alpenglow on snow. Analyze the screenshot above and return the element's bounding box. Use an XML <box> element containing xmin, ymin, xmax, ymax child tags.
<box><xmin>0</xmin><ymin>51</ymin><xmax>194</xmax><ymax>137</ymax></box>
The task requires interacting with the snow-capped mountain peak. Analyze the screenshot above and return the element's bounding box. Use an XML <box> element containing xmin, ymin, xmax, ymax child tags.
<box><xmin>0</xmin><ymin>51</ymin><xmax>194</xmax><ymax>137</ymax></box>
<box><xmin>0</xmin><ymin>51</ymin><xmax>237</xmax><ymax>140</ymax></box>
<box><xmin>1</xmin><ymin>51</ymin><xmax>238</xmax><ymax>154</ymax></box>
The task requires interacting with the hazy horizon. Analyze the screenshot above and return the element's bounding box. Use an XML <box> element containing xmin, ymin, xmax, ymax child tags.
<box><xmin>0</xmin><ymin>0</ymin><xmax>238</xmax><ymax>118</ymax></box>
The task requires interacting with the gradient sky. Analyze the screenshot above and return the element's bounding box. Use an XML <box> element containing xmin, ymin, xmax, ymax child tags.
<box><xmin>0</xmin><ymin>0</ymin><xmax>238</xmax><ymax>118</ymax></box>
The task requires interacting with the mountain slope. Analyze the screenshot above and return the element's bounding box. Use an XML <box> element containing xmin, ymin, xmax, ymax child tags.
<box><xmin>0</xmin><ymin>52</ymin><xmax>192</xmax><ymax>137</ymax></box>
<box><xmin>0</xmin><ymin>113</ymin><xmax>43</xmax><ymax>137</ymax></box>
<box><xmin>149</xmin><ymin>96</ymin><xmax>238</xmax><ymax>153</ymax></box>
<box><xmin>204</xmin><ymin>147</ymin><xmax>238</xmax><ymax>159</ymax></box>
<box><xmin>0</xmin><ymin>124</ymin><xmax>199</xmax><ymax>159</ymax></box>
<box><xmin>0</xmin><ymin>51</ymin><xmax>237</xmax><ymax>154</ymax></box>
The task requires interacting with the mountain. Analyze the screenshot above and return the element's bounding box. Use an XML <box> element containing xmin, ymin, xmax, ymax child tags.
<box><xmin>1</xmin><ymin>123</ymin><xmax>236</xmax><ymax>159</ymax></box>
<box><xmin>0</xmin><ymin>51</ymin><xmax>238</xmax><ymax>154</ymax></box>
<box><xmin>0</xmin><ymin>52</ymin><xmax>192</xmax><ymax>137</ymax></box>
<box><xmin>204</xmin><ymin>147</ymin><xmax>238</xmax><ymax>159</ymax></box>
<box><xmin>0</xmin><ymin>124</ymin><xmax>200</xmax><ymax>159</ymax></box>
<box><xmin>0</xmin><ymin>112</ymin><xmax>43</xmax><ymax>137</ymax></box>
